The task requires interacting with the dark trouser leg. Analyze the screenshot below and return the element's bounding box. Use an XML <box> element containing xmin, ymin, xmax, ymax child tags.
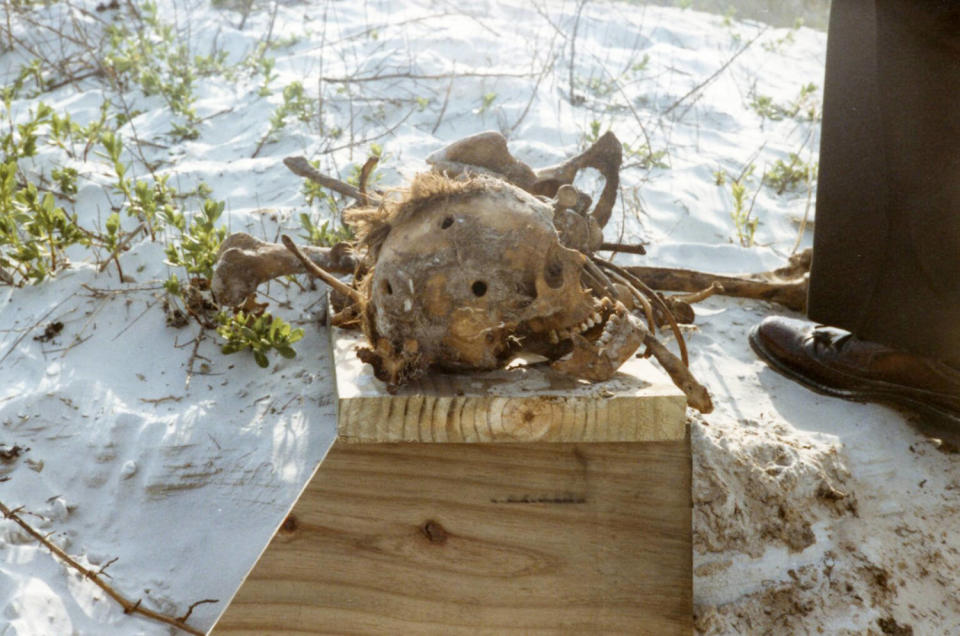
<box><xmin>807</xmin><ymin>0</ymin><xmax>960</xmax><ymax>366</ymax></box>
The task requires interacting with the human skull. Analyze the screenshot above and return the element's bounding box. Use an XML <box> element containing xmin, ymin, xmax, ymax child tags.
<box><xmin>355</xmin><ymin>173</ymin><xmax>639</xmax><ymax>390</ymax></box>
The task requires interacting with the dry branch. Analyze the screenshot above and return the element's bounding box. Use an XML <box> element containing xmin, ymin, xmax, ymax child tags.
<box><xmin>0</xmin><ymin>500</ymin><xmax>210</xmax><ymax>636</ymax></box>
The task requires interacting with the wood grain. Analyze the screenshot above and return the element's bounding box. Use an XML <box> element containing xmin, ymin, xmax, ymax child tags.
<box><xmin>330</xmin><ymin>327</ymin><xmax>687</xmax><ymax>443</ymax></box>
<box><xmin>212</xmin><ymin>438</ymin><xmax>692</xmax><ymax>635</ymax></box>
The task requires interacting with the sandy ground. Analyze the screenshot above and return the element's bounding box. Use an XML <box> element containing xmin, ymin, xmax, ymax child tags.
<box><xmin>1</xmin><ymin>1</ymin><xmax>958</xmax><ymax>634</ymax></box>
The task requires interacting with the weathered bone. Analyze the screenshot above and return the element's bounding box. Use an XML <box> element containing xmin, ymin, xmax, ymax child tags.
<box><xmin>625</xmin><ymin>248</ymin><xmax>811</xmax><ymax>312</ymax></box>
<box><xmin>533</xmin><ymin>130</ymin><xmax>622</xmax><ymax>230</ymax></box>
<box><xmin>280</xmin><ymin>234</ymin><xmax>362</xmax><ymax>303</ymax></box>
<box><xmin>211</xmin><ymin>232</ymin><xmax>355</xmax><ymax>307</ymax></box>
<box><xmin>426</xmin><ymin>130</ymin><xmax>622</xmax><ymax>231</ymax></box>
<box><xmin>424</xmin><ymin>131</ymin><xmax>538</xmax><ymax>190</ymax></box>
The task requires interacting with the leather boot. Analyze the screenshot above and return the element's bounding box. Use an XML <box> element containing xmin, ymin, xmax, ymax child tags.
<box><xmin>749</xmin><ymin>316</ymin><xmax>960</xmax><ymax>424</ymax></box>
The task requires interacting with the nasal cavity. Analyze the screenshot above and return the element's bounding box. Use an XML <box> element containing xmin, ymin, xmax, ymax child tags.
<box><xmin>544</xmin><ymin>257</ymin><xmax>564</xmax><ymax>289</ymax></box>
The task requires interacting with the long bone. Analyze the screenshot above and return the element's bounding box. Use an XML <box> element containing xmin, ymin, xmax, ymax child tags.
<box><xmin>211</xmin><ymin>232</ymin><xmax>356</xmax><ymax>307</ymax></box>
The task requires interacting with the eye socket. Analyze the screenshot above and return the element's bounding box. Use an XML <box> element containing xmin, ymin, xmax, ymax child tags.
<box><xmin>440</xmin><ymin>216</ymin><xmax>454</xmax><ymax>229</ymax></box>
<box><xmin>471</xmin><ymin>280</ymin><xmax>487</xmax><ymax>297</ymax></box>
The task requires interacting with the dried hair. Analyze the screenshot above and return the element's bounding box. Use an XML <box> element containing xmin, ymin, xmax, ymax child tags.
<box><xmin>344</xmin><ymin>172</ymin><xmax>510</xmax><ymax>264</ymax></box>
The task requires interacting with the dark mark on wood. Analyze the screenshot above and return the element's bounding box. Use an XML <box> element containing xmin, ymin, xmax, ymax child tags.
<box><xmin>281</xmin><ymin>515</ymin><xmax>299</xmax><ymax>533</ymax></box>
<box><xmin>420</xmin><ymin>519</ymin><xmax>448</xmax><ymax>544</ymax></box>
<box><xmin>491</xmin><ymin>493</ymin><xmax>587</xmax><ymax>504</ymax></box>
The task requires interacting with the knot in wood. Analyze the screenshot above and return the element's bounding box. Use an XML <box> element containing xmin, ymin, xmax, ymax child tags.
<box><xmin>420</xmin><ymin>519</ymin><xmax>448</xmax><ymax>544</ymax></box>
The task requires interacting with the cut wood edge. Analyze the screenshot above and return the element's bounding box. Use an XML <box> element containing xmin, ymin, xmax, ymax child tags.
<box><xmin>330</xmin><ymin>325</ymin><xmax>688</xmax><ymax>444</ymax></box>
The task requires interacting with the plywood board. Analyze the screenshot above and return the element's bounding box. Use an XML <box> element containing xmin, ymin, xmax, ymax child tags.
<box><xmin>330</xmin><ymin>326</ymin><xmax>687</xmax><ymax>443</ymax></box>
<box><xmin>212</xmin><ymin>438</ymin><xmax>692</xmax><ymax>635</ymax></box>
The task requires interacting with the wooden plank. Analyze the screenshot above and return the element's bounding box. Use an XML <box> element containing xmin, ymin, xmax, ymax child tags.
<box><xmin>330</xmin><ymin>327</ymin><xmax>686</xmax><ymax>444</ymax></box>
<box><xmin>212</xmin><ymin>437</ymin><xmax>692</xmax><ymax>635</ymax></box>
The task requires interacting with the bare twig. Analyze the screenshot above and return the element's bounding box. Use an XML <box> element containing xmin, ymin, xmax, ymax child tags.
<box><xmin>184</xmin><ymin>330</ymin><xmax>204</xmax><ymax>391</ymax></box>
<box><xmin>568</xmin><ymin>0</ymin><xmax>588</xmax><ymax>104</ymax></box>
<box><xmin>0</xmin><ymin>294</ymin><xmax>76</xmax><ymax>365</ymax></box>
<box><xmin>431</xmin><ymin>73</ymin><xmax>455</xmax><ymax>135</ymax></box>
<box><xmin>663</xmin><ymin>26</ymin><xmax>768</xmax><ymax>118</ymax></box>
<box><xmin>320</xmin><ymin>70</ymin><xmax>535</xmax><ymax>84</ymax></box>
<box><xmin>0</xmin><ymin>500</ymin><xmax>210</xmax><ymax>635</ymax></box>
<box><xmin>177</xmin><ymin>599</ymin><xmax>219</xmax><ymax>624</ymax></box>
<box><xmin>98</xmin><ymin>223</ymin><xmax>146</xmax><ymax>274</ymax></box>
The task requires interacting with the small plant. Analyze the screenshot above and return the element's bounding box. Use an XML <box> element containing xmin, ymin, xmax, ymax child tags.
<box><xmin>583</xmin><ymin>119</ymin><xmax>603</xmax><ymax>145</ymax></box>
<box><xmin>749</xmin><ymin>83</ymin><xmax>820</xmax><ymax>123</ymax></box>
<box><xmin>0</xmin><ymin>165</ymin><xmax>89</xmax><ymax>284</ymax></box>
<box><xmin>579</xmin><ymin>75</ymin><xmax>616</xmax><ymax>99</ymax></box>
<box><xmin>716</xmin><ymin>163</ymin><xmax>760</xmax><ymax>247</ymax></box>
<box><xmin>763</xmin><ymin>153</ymin><xmax>815</xmax><ymax>195</ymax></box>
<box><xmin>0</xmin><ymin>101</ymin><xmax>89</xmax><ymax>285</ymax></box>
<box><xmin>257</xmin><ymin>55</ymin><xmax>277</xmax><ymax>97</ymax></box>
<box><xmin>216</xmin><ymin>310</ymin><xmax>304</xmax><ymax>368</ymax></box>
<box><xmin>164</xmin><ymin>198</ymin><xmax>228</xmax><ymax>280</ymax></box>
<box><xmin>51</xmin><ymin>166</ymin><xmax>79</xmax><ymax>196</ymax></box>
<box><xmin>256</xmin><ymin>81</ymin><xmax>317</xmax><ymax>153</ymax></box>
<box><xmin>299</xmin><ymin>213</ymin><xmax>354</xmax><ymax>247</ymax></box>
<box><xmin>475</xmin><ymin>92</ymin><xmax>497</xmax><ymax>116</ymax></box>
<box><xmin>623</xmin><ymin>140</ymin><xmax>669</xmax><ymax>170</ymax></box>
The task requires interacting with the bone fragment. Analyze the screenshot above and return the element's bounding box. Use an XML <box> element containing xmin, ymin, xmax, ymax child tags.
<box><xmin>424</xmin><ymin>130</ymin><xmax>538</xmax><ymax>189</ymax></box>
<box><xmin>283</xmin><ymin>156</ymin><xmax>380</xmax><ymax>204</ymax></box>
<box><xmin>211</xmin><ymin>232</ymin><xmax>356</xmax><ymax>307</ymax></box>
<box><xmin>556</xmin><ymin>184</ymin><xmax>579</xmax><ymax>209</ymax></box>
<box><xmin>639</xmin><ymin>324</ymin><xmax>714</xmax><ymax>413</ymax></box>
<box><xmin>534</xmin><ymin>130</ymin><xmax>622</xmax><ymax>230</ymax></box>
<box><xmin>673</xmin><ymin>281</ymin><xmax>725</xmax><ymax>305</ymax></box>
<box><xmin>624</xmin><ymin>250</ymin><xmax>811</xmax><ymax>312</ymax></box>
<box><xmin>280</xmin><ymin>235</ymin><xmax>362</xmax><ymax>302</ymax></box>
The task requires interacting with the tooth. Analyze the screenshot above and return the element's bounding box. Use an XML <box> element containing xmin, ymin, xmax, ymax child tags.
<box><xmin>549</xmin><ymin>330</ymin><xmax>559</xmax><ymax>344</ymax></box>
<box><xmin>592</xmin><ymin>311</ymin><xmax>602</xmax><ymax>324</ymax></box>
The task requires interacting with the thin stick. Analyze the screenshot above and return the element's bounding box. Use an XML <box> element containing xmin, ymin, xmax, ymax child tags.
<box><xmin>320</xmin><ymin>70</ymin><xmax>534</xmax><ymax>84</ymax></box>
<box><xmin>281</xmin><ymin>235</ymin><xmax>362</xmax><ymax>302</ymax></box>
<box><xmin>0</xmin><ymin>500</ymin><xmax>209</xmax><ymax>636</ymax></box>
<box><xmin>568</xmin><ymin>0</ymin><xmax>588</xmax><ymax>104</ymax></box>
<box><xmin>663</xmin><ymin>26</ymin><xmax>768</xmax><ymax>118</ymax></box>
<box><xmin>0</xmin><ymin>293</ymin><xmax>75</xmax><ymax>365</ymax></box>
<box><xmin>431</xmin><ymin>73</ymin><xmax>455</xmax><ymax>135</ymax></box>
